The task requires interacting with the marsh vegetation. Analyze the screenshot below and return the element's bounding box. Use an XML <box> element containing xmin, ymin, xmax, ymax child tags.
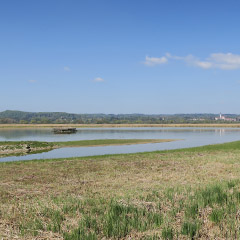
<box><xmin>1</xmin><ymin>141</ymin><xmax>240</xmax><ymax>238</ymax></box>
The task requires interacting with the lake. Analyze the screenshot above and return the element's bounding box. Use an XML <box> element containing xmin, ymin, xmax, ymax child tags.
<box><xmin>0</xmin><ymin>127</ymin><xmax>240</xmax><ymax>162</ymax></box>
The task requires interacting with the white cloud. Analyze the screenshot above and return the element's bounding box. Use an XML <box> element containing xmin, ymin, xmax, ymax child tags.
<box><xmin>145</xmin><ymin>53</ymin><xmax>240</xmax><ymax>70</ymax></box>
<box><xmin>194</xmin><ymin>60</ymin><xmax>213</xmax><ymax>69</ymax></box>
<box><xmin>94</xmin><ymin>77</ymin><xmax>104</xmax><ymax>82</ymax></box>
<box><xmin>188</xmin><ymin>53</ymin><xmax>240</xmax><ymax>70</ymax></box>
<box><xmin>207</xmin><ymin>53</ymin><xmax>240</xmax><ymax>70</ymax></box>
<box><xmin>144</xmin><ymin>56</ymin><xmax>168</xmax><ymax>66</ymax></box>
<box><xmin>64</xmin><ymin>66</ymin><xmax>71</xmax><ymax>72</ymax></box>
<box><xmin>28</xmin><ymin>80</ymin><xmax>37</xmax><ymax>83</ymax></box>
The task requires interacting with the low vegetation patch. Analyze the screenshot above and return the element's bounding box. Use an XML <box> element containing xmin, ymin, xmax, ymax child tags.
<box><xmin>0</xmin><ymin>141</ymin><xmax>55</xmax><ymax>157</ymax></box>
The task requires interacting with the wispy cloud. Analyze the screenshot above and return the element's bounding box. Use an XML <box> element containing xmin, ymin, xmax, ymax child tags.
<box><xmin>94</xmin><ymin>77</ymin><xmax>104</xmax><ymax>82</ymax></box>
<box><xmin>144</xmin><ymin>56</ymin><xmax>168</xmax><ymax>66</ymax></box>
<box><xmin>28</xmin><ymin>79</ymin><xmax>37</xmax><ymax>83</ymax></box>
<box><xmin>205</xmin><ymin>53</ymin><xmax>240</xmax><ymax>70</ymax></box>
<box><xmin>145</xmin><ymin>53</ymin><xmax>240</xmax><ymax>70</ymax></box>
<box><xmin>64</xmin><ymin>66</ymin><xmax>71</xmax><ymax>72</ymax></box>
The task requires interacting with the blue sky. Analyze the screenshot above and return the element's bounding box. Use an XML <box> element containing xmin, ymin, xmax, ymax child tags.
<box><xmin>1</xmin><ymin>0</ymin><xmax>240</xmax><ymax>114</ymax></box>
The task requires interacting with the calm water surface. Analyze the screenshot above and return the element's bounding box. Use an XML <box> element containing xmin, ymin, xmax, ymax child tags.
<box><xmin>0</xmin><ymin>127</ymin><xmax>240</xmax><ymax>162</ymax></box>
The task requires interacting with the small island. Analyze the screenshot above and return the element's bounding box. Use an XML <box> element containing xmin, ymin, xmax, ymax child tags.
<box><xmin>0</xmin><ymin>139</ymin><xmax>176</xmax><ymax>157</ymax></box>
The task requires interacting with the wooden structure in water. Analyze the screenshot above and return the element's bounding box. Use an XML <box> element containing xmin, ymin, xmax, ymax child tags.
<box><xmin>53</xmin><ymin>128</ymin><xmax>77</xmax><ymax>134</ymax></box>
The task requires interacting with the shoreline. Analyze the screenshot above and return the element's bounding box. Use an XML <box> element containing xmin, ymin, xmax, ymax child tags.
<box><xmin>0</xmin><ymin>139</ymin><xmax>237</xmax><ymax>164</ymax></box>
<box><xmin>1</xmin><ymin>123</ymin><xmax>240</xmax><ymax>129</ymax></box>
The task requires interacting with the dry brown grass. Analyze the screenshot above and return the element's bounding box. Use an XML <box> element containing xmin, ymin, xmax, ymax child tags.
<box><xmin>0</xmin><ymin>152</ymin><xmax>222</xmax><ymax>197</ymax></box>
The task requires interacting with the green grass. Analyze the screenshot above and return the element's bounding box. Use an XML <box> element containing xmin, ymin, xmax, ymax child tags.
<box><xmin>1</xmin><ymin>140</ymin><xmax>240</xmax><ymax>239</ymax></box>
<box><xmin>12</xmin><ymin>181</ymin><xmax>240</xmax><ymax>239</ymax></box>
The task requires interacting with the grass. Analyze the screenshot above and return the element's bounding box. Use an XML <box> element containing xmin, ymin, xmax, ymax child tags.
<box><xmin>54</xmin><ymin>139</ymin><xmax>175</xmax><ymax>147</ymax></box>
<box><xmin>0</xmin><ymin>139</ymin><xmax>175</xmax><ymax>157</ymax></box>
<box><xmin>1</xmin><ymin>141</ymin><xmax>240</xmax><ymax>238</ymax></box>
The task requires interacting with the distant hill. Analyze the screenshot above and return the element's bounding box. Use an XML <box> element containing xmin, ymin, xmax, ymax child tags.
<box><xmin>0</xmin><ymin>110</ymin><xmax>239</xmax><ymax>124</ymax></box>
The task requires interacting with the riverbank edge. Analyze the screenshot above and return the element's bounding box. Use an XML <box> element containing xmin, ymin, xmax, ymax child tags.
<box><xmin>1</xmin><ymin>123</ymin><xmax>240</xmax><ymax>128</ymax></box>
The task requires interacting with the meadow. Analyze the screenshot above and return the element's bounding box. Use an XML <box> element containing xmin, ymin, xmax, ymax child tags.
<box><xmin>1</xmin><ymin>141</ymin><xmax>240</xmax><ymax>239</ymax></box>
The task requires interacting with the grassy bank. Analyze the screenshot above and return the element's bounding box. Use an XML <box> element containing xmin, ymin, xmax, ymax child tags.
<box><xmin>55</xmin><ymin>139</ymin><xmax>174</xmax><ymax>147</ymax></box>
<box><xmin>1</xmin><ymin>123</ymin><xmax>240</xmax><ymax>128</ymax></box>
<box><xmin>1</xmin><ymin>141</ymin><xmax>240</xmax><ymax>239</ymax></box>
<box><xmin>0</xmin><ymin>139</ymin><xmax>174</xmax><ymax>157</ymax></box>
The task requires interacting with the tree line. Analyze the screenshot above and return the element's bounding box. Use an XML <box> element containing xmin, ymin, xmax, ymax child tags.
<box><xmin>0</xmin><ymin>110</ymin><xmax>239</xmax><ymax>124</ymax></box>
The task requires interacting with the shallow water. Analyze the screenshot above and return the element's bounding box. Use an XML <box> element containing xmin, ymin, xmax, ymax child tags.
<box><xmin>0</xmin><ymin>127</ymin><xmax>240</xmax><ymax>162</ymax></box>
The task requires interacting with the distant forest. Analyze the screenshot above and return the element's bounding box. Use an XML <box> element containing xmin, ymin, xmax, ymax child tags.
<box><xmin>0</xmin><ymin>110</ymin><xmax>240</xmax><ymax>124</ymax></box>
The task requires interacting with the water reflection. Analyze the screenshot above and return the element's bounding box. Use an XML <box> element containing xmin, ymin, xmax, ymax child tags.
<box><xmin>1</xmin><ymin>127</ymin><xmax>240</xmax><ymax>142</ymax></box>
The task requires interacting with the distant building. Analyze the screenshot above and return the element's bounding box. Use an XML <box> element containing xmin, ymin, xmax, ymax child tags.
<box><xmin>215</xmin><ymin>113</ymin><xmax>236</xmax><ymax>122</ymax></box>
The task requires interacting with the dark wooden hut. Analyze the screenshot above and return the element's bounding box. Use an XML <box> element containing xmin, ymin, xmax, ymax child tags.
<box><xmin>53</xmin><ymin>128</ymin><xmax>77</xmax><ymax>134</ymax></box>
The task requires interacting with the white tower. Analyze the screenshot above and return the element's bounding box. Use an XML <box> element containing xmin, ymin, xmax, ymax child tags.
<box><xmin>220</xmin><ymin>112</ymin><xmax>222</xmax><ymax>119</ymax></box>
